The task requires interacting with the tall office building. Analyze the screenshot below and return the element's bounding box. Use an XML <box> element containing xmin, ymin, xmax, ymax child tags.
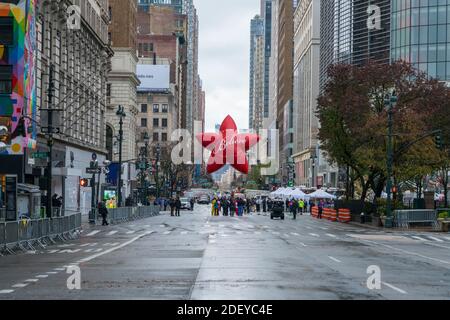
<box><xmin>320</xmin><ymin>0</ymin><xmax>391</xmax><ymax>90</ymax></box>
<box><xmin>138</xmin><ymin>0</ymin><xmax>183</xmax><ymax>14</ymax></box>
<box><xmin>277</xmin><ymin>0</ymin><xmax>295</xmax><ymax>184</ymax></box>
<box><xmin>391</xmin><ymin>0</ymin><xmax>450</xmax><ymax>81</ymax></box>
<box><xmin>107</xmin><ymin>0</ymin><xmax>140</xmax><ymax>202</ymax></box>
<box><xmin>261</xmin><ymin>0</ymin><xmax>273</xmax><ymax>128</ymax></box>
<box><xmin>292</xmin><ymin>0</ymin><xmax>323</xmax><ymax>187</ymax></box>
<box><xmin>249</xmin><ymin>15</ymin><xmax>264</xmax><ymax>130</ymax></box>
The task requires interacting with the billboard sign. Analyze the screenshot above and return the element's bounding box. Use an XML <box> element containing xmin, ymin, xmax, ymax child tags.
<box><xmin>137</xmin><ymin>64</ymin><xmax>170</xmax><ymax>91</ymax></box>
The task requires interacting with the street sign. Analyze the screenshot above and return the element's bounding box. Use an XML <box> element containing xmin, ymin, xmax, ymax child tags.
<box><xmin>41</xmin><ymin>127</ymin><xmax>60</xmax><ymax>134</ymax></box>
<box><xmin>32</xmin><ymin>152</ymin><xmax>49</xmax><ymax>159</ymax></box>
<box><xmin>86</xmin><ymin>168</ymin><xmax>102</xmax><ymax>174</ymax></box>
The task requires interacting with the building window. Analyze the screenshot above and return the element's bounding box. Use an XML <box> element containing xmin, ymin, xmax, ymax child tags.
<box><xmin>141</xmin><ymin>118</ymin><xmax>147</xmax><ymax>127</ymax></box>
<box><xmin>0</xmin><ymin>65</ymin><xmax>12</xmax><ymax>94</ymax></box>
<box><xmin>162</xmin><ymin>104</ymin><xmax>168</xmax><ymax>113</ymax></box>
<box><xmin>0</xmin><ymin>17</ymin><xmax>13</xmax><ymax>46</ymax></box>
<box><xmin>153</xmin><ymin>132</ymin><xmax>159</xmax><ymax>142</ymax></box>
<box><xmin>141</xmin><ymin>104</ymin><xmax>148</xmax><ymax>113</ymax></box>
<box><xmin>153</xmin><ymin>104</ymin><xmax>159</xmax><ymax>113</ymax></box>
<box><xmin>162</xmin><ymin>118</ymin><xmax>168</xmax><ymax>128</ymax></box>
<box><xmin>161</xmin><ymin>133</ymin><xmax>168</xmax><ymax>142</ymax></box>
<box><xmin>153</xmin><ymin>118</ymin><xmax>159</xmax><ymax>127</ymax></box>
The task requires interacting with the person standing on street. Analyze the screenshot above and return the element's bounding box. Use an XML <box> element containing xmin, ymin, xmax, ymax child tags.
<box><xmin>98</xmin><ymin>202</ymin><xmax>109</xmax><ymax>226</ymax></box>
<box><xmin>292</xmin><ymin>199</ymin><xmax>298</xmax><ymax>220</ymax></box>
<box><xmin>299</xmin><ymin>199</ymin><xmax>305</xmax><ymax>215</ymax></box>
<box><xmin>262</xmin><ymin>198</ymin><xmax>267</xmax><ymax>213</ymax></box>
<box><xmin>190</xmin><ymin>198</ymin><xmax>195</xmax><ymax>211</ymax></box>
<box><xmin>175</xmin><ymin>197</ymin><xmax>181</xmax><ymax>217</ymax></box>
<box><xmin>169</xmin><ymin>197</ymin><xmax>175</xmax><ymax>216</ymax></box>
<box><xmin>318</xmin><ymin>200</ymin><xmax>324</xmax><ymax>219</ymax></box>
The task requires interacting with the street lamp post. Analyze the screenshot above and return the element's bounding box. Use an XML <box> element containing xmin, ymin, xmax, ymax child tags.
<box><xmin>139</xmin><ymin>133</ymin><xmax>150</xmax><ymax>205</ymax></box>
<box><xmin>310</xmin><ymin>150</ymin><xmax>317</xmax><ymax>189</ymax></box>
<box><xmin>155</xmin><ymin>143</ymin><xmax>161</xmax><ymax>198</ymax></box>
<box><xmin>384</xmin><ymin>91</ymin><xmax>398</xmax><ymax>226</ymax></box>
<box><xmin>116</xmin><ymin>106</ymin><xmax>126</xmax><ymax>208</ymax></box>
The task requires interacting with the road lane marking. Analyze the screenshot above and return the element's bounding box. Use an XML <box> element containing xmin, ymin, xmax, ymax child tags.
<box><xmin>54</xmin><ymin>268</ymin><xmax>65</xmax><ymax>271</ymax></box>
<box><xmin>300</xmin><ymin>243</ymin><xmax>307</xmax><ymax>247</ymax></box>
<box><xmin>46</xmin><ymin>272</ymin><xmax>58</xmax><ymax>274</ymax></box>
<box><xmin>59</xmin><ymin>249</ymin><xmax>81</xmax><ymax>254</ymax></box>
<box><xmin>144</xmin><ymin>225</ymin><xmax>151</xmax><ymax>228</ymax></box>
<box><xmin>326</xmin><ymin>234</ymin><xmax>337</xmax><ymax>238</ymax></box>
<box><xmin>126</xmin><ymin>231</ymin><xmax>136</xmax><ymax>235</ymax></box>
<box><xmin>328</xmin><ymin>256</ymin><xmax>342</xmax><ymax>263</ymax></box>
<box><xmin>76</xmin><ymin>231</ymin><xmax>155</xmax><ymax>264</ymax></box>
<box><xmin>181</xmin><ymin>231</ymin><xmax>188</xmax><ymax>235</ymax></box>
<box><xmin>305</xmin><ymin>226</ymin><xmax>312</xmax><ymax>230</ymax></box>
<box><xmin>25</xmin><ymin>279</ymin><xmax>39</xmax><ymax>283</ymax></box>
<box><xmin>309</xmin><ymin>233</ymin><xmax>320</xmax><ymax>238</ymax></box>
<box><xmin>107</xmin><ymin>231</ymin><xmax>118</xmax><ymax>236</ymax></box>
<box><xmin>80</xmin><ymin>243</ymin><xmax>91</xmax><ymax>247</ymax></box>
<box><xmin>163</xmin><ymin>231</ymin><xmax>171</xmax><ymax>235</ymax></box>
<box><xmin>84</xmin><ymin>249</ymin><xmax>94</xmax><ymax>253</ymax></box>
<box><xmin>36</xmin><ymin>275</ymin><xmax>48</xmax><ymax>278</ymax></box>
<box><xmin>428</xmin><ymin>236</ymin><xmax>444</xmax><ymax>242</ymax></box>
<box><xmin>0</xmin><ymin>290</ymin><xmax>14</xmax><ymax>294</ymax></box>
<box><xmin>361</xmin><ymin>239</ymin><xmax>450</xmax><ymax>266</ymax></box>
<box><xmin>412</xmin><ymin>236</ymin><xmax>429</xmax><ymax>241</ymax></box>
<box><xmin>86</xmin><ymin>230</ymin><xmax>101</xmax><ymax>237</ymax></box>
<box><xmin>444</xmin><ymin>237</ymin><xmax>450</xmax><ymax>241</ymax></box>
<box><xmin>383</xmin><ymin>282</ymin><xmax>407</xmax><ymax>294</ymax></box>
<box><xmin>319</xmin><ymin>227</ymin><xmax>329</xmax><ymax>230</ymax></box>
<box><xmin>12</xmin><ymin>284</ymin><xmax>28</xmax><ymax>288</ymax></box>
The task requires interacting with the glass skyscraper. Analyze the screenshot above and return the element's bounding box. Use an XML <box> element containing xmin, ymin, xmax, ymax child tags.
<box><xmin>391</xmin><ymin>0</ymin><xmax>450</xmax><ymax>81</ymax></box>
<box><xmin>138</xmin><ymin>0</ymin><xmax>183</xmax><ymax>14</ymax></box>
<box><xmin>249</xmin><ymin>16</ymin><xmax>264</xmax><ymax>129</ymax></box>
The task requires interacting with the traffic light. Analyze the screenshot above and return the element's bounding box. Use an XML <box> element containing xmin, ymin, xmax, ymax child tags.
<box><xmin>435</xmin><ymin>132</ymin><xmax>443</xmax><ymax>150</ymax></box>
<box><xmin>80</xmin><ymin>178</ymin><xmax>89</xmax><ymax>187</ymax></box>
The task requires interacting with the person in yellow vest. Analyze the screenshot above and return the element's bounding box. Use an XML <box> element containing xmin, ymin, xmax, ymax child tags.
<box><xmin>299</xmin><ymin>199</ymin><xmax>305</xmax><ymax>215</ymax></box>
<box><xmin>211</xmin><ymin>198</ymin><xmax>217</xmax><ymax>216</ymax></box>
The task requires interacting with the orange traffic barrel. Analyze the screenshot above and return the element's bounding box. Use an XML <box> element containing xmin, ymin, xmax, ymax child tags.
<box><xmin>312</xmin><ymin>206</ymin><xmax>318</xmax><ymax>218</ymax></box>
<box><xmin>338</xmin><ymin>209</ymin><xmax>351</xmax><ymax>223</ymax></box>
<box><xmin>329</xmin><ymin>209</ymin><xmax>338</xmax><ymax>222</ymax></box>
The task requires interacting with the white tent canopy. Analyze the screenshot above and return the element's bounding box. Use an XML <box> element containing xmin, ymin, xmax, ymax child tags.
<box><xmin>271</xmin><ymin>188</ymin><xmax>286</xmax><ymax>196</ymax></box>
<box><xmin>308</xmin><ymin>189</ymin><xmax>337</xmax><ymax>200</ymax></box>
<box><xmin>287</xmin><ymin>188</ymin><xmax>309</xmax><ymax>200</ymax></box>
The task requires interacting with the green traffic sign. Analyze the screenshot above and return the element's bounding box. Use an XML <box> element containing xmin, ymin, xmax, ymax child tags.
<box><xmin>32</xmin><ymin>152</ymin><xmax>49</xmax><ymax>159</ymax></box>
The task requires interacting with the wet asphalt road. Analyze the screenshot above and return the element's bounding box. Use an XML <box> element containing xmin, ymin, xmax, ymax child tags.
<box><xmin>0</xmin><ymin>205</ymin><xmax>449</xmax><ymax>300</ymax></box>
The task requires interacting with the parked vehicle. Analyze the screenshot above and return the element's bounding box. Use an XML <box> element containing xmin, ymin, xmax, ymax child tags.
<box><xmin>198</xmin><ymin>195</ymin><xmax>210</xmax><ymax>204</ymax></box>
<box><xmin>271</xmin><ymin>200</ymin><xmax>285</xmax><ymax>220</ymax></box>
<box><xmin>180</xmin><ymin>197</ymin><xmax>191</xmax><ymax>210</ymax></box>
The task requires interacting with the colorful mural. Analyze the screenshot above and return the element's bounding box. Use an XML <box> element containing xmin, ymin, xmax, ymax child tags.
<box><xmin>0</xmin><ymin>0</ymin><xmax>37</xmax><ymax>155</ymax></box>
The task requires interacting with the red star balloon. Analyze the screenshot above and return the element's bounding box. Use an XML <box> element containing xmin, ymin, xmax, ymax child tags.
<box><xmin>197</xmin><ymin>115</ymin><xmax>260</xmax><ymax>174</ymax></box>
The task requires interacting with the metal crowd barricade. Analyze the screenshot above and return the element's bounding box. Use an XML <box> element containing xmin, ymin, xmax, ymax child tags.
<box><xmin>394</xmin><ymin>209</ymin><xmax>439</xmax><ymax>229</ymax></box>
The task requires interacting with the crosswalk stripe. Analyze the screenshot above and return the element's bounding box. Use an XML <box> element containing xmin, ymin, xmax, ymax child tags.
<box><xmin>309</xmin><ymin>233</ymin><xmax>320</xmax><ymax>238</ymax></box>
<box><xmin>291</xmin><ymin>233</ymin><xmax>300</xmax><ymax>236</ymax></box>
<box><xmin>12</xmin><ymin>283</ymin><xmax>28</xmax><ymax>288</ymax></box>
<box><xmin>25</xmin><ymin>279</ymin><xmax>39</xmax><ymax>283</ymax></box>
<box><xmin>329</xmin><ymin>256</ymin><xmax>342</xmax><ymax>263</ymax></box>
<box><xmin>0</xmin><ymin>290</ymin><xmax>14</xmax><ymax>294</ymax></box>
<box><xmin>107</xmin><ymin>231</ymin><xmax>118</xmax><ymax>236</ymax></box>
<box><xmin>86</xmin><ymin>230</ymin><xmax>100</xmax><ymax>237</ymax></box>
<box><xmin>181</xmin><ymin>231</ymin><xmax>188</xmax><ymax>235</ymax></box>
<box><xmin>80</xmin><ymin>243</ymin><xmax>91</xmax><ymax>247</ymax></box>
<box><xmin>126</xmin><ymin>231</ymin><xmax>136</xmax><ymax>235</ymax></box>
<box><xmin>163</xmin><ymin>231</ymin><xmax>171</xmax><ymax>235</ymax></box>
<box><xmin>428</xmin><ymin>236</ymin><xmax>444</xmax><ymax>242</ymax></box>
<box><xmin>36</xmin><ymin>275</ymin><xmax>48</xmax><ymax>278</ymax></box>
<box><xmin>412</xmin><ymin>236</ymin><xmax>429</xmax><ymax>241</ymax></box>
<box><xmin>326</xmin><ymin>234</ymin><xmax>337</xmax><ymax>238</ymax></box>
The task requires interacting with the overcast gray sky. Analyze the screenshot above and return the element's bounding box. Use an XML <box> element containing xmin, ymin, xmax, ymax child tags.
<box><xmin>195</xmin><ymin>0</ymin><xmax>260</xmax><ymax>132</ymax></box>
